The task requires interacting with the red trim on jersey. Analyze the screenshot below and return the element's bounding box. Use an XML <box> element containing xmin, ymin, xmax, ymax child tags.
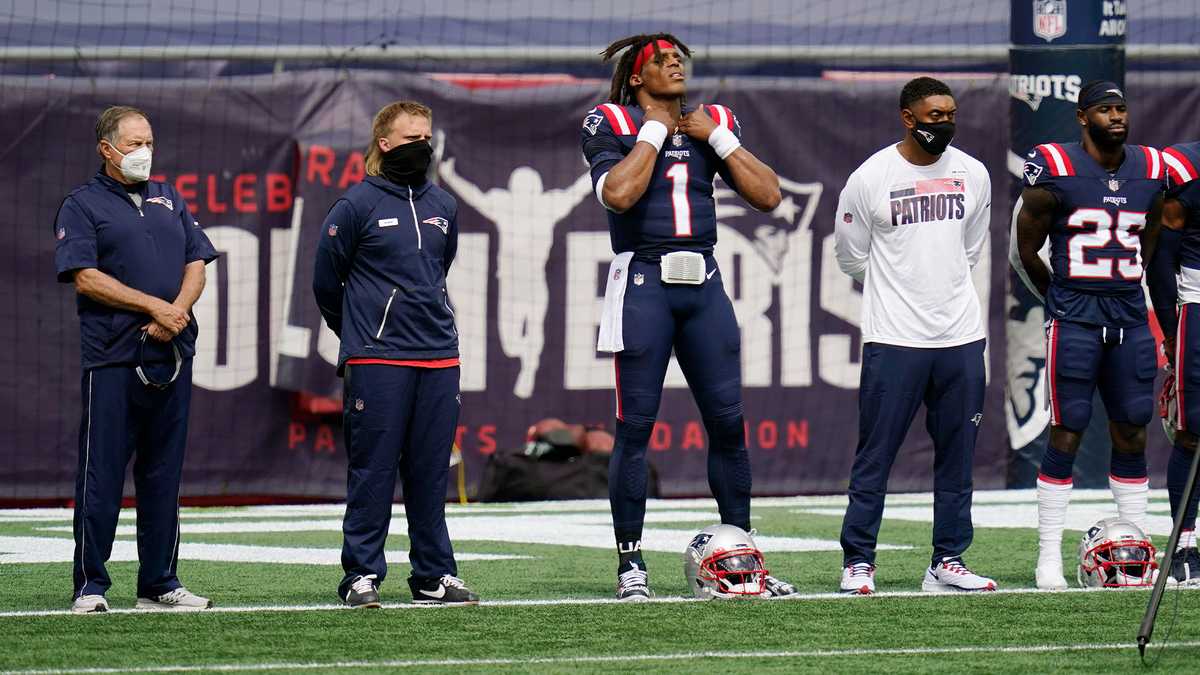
<box><xmin>1164</xmin><ymin>147</ymin><xmax>1199</xmax><ymax>186</ymax></box>
<box><xmin>705</xmin><ymin>104</ymin><xmax>735</xmax><ymax>130</ymax></box>
<box><xmin>1181</xmin><ymin>304</ymin><xmax>1189</xmax><ymax>431</ymax></box>
<box><xmin>345</xmin><ymin>357</ymin><xmax>460</xmax><ymax>368</ymax></box>
<box><xmin>1140</xmin><ymin>146</ymin><xmax>1164</xmax><ymax>180</ymax></box>
<box><xmin>618</xmin><ymin>105</ymin><xmax>638</xmax><ymax>134</ymax></box>
<box><xmin>1047</xmin><ymin>320</ymin><xmax>1062</xmax><ymax>426</ymax></box>
<box><xmin>1036</xmin><ymin>144</ymin><xmax>1063</xmax><ymax>177</ymax></box>
<box><xmin>1037</xmin><ymin>473</ymin><xmax>1073</xmax><ymax>486</ymax></box>
<box><xmin>613</xmin><ymin>356</ymin><xmax>624</xmax><ymax>421</ymax></box>
<box><xmin>597</xmin><ymin>104</ymin><xmax>629</xmax><ymax>135</ymax></box>
<box><xmin>1109</xmin><ymin>474</ymin><xmax>1149</xmax><ymax>485</ymax></box>
<box><xmin>1051</xmin><ymin>143</ymin><xmax>1075</xmax><ymax>175</ymax></box>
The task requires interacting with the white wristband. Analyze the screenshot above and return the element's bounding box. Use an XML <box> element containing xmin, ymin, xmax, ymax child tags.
<box><xmin>708</xmin><ymin>125</ymin><xmax>741</xmax><ymax>160</ymax></box>
<box><xmin>636</xmin><ymin>120</ymin><xmax>669</xmax><ymax>152</ymax></box>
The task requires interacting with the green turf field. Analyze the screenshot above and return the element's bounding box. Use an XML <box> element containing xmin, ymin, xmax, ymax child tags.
<box><xmin>1</xmin><ymin>490</ymin><xmax>1198</xmax><ymax>673</ymax></box>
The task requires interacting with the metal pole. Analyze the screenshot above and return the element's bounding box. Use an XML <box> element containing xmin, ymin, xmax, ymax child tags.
<box><xmin>1138</xmin><ymin>443</ymin><xmax>1200</xmax><ymax>655</ymax></box>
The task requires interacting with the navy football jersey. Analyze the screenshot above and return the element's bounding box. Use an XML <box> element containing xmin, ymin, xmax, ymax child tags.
<box><xmin>1023</xmin><ymin>141</ymin><xmax>1167</xmax><ymax>327</ymax></box>
<box><xmin>1164</xmin><ymin>142</ymin><xmax>1200</xmax><ymax>300</ymax></box>
<box><xmin>580</xmin><ymin>102</ymin><xmax>741</xmax><ymax>257</ymax></box>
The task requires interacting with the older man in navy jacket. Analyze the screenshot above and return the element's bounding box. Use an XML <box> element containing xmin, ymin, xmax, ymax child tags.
<box><xmin>54</xmin><ymin>106</ymin><xmax>218</xmax><ymax>613</ymax></box>
<box><xmin>314</xmin><ymin>100</ymin><xmax>477</xmax><ymax>607</ymax></box>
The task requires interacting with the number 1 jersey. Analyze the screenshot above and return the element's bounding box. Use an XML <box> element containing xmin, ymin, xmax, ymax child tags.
<box><xmin>580</xmin><ymin>102</ymin><xmax>740</xmax><ymax>256</ymax></box>
<box><xmin>1022</xmin><ymin>141</ymin><xmax>1166</xmax><ymax>327</ymax></box>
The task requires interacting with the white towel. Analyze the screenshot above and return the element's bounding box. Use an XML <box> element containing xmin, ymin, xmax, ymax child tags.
<box><xmin>597</xmin><ymin>252</ymin><xmax>634</xmax><ymax>353</ymax></box>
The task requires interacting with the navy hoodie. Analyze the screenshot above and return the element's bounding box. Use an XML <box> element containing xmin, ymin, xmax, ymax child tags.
<box><xmin>313</xmin><ymin>175</ymin><xmax>459</xmax><ymax>373</ymax></box>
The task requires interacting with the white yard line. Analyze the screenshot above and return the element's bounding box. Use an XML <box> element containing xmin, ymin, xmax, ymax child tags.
<box><xmin>1</xmin><ymin>584</ymin><xmax>1189</xmax><ymax>619</ymax></box>
<box><xmin>7</xmin><ymin>640</ymin><xmax>1200</xmax><ymax>674</ymax></box>
<box><xmin>0</xmin><ymin>490</ymin><xmax>1171</xmax><ymax>523</ymax></box>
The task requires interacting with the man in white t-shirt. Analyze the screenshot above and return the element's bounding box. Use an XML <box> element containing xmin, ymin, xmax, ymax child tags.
<box><xmin>833</xmin><ymin>77</ymin><xmax>996</xmax><ymax>595</ymax></box>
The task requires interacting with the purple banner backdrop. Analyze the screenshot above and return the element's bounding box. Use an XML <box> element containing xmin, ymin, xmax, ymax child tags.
<box><xmin>8</xmin><ymin>69</ymin><xmax>1164</xmax><ymax>502</ymax></box>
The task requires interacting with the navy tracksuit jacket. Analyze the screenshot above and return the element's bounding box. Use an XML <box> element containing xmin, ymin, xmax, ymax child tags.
<box><xmin>54</xmin><ymin>168</ymin><xmax>218</xmax><ymax>600</ymax></box>
<box><xmin>313</xmin><ymin>175</ymin><xmax>464</xmax><ymax>596</ymax></box>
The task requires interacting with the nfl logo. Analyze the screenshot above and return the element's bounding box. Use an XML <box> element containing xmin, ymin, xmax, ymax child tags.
<box><xmin>842</xmin><ymin>212</ymin><xmax>853</xmax><ymax>224</ymax></box>
<box><xmin>672</xmin><ymin>134</ymin><xmax>684</xmax><ymax>147</ymax></box>
<box><xmin>1033</xmin><ymin>0</ymin><xmax>1067</xmax><ymax>42</ymax></box>
<box><xmin>1108</xmin><ymin>179</ymin><xmax>1121</xmax><ymax>192</ymax></box>
<box><xmin>327</xmin><ymin>224</ymin><xmax>339</xmax><ymax>237</ymax></box>
<box><xmin>633</xmin><ymin>272</ymin><xmax>645</xmax><ymax>286</ymax></box>
<box><xmin>354</xmin><ymin>399</ymin><xmax>364</xmax><ymax>411</ymax></box>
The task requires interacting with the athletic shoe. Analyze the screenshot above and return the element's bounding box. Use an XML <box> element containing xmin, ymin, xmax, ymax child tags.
<box><xmin>922</xmin><ymin>558</ymin><xmax>997</xmax><ymax>592</ymax></box>
<box><xmin>616</xmin><ymin>561</ymin><xmax>650</xmax><ymax>602</ymax></box>
<box><xmin>1169</xmin><ymin>547</ymin><xmax>1200</xmax><ymax>586</ymax></box>
<box><xmin>343</xmin><ymin>574</ymin><xmax>381</xmax><ymax>609</ymax></box>
<box><xmin>1035</xmin><ymin>562</ymin><xmax>1069</xmax><ymax>591</ymax></box>
<box><xmin>762</xmin><ymin>574</ymin><xmax>798</xmax><ymax>598</ymax></box>
<box><xmin>410</xmin><ymin>574</ymin><xmax>480</xmax><ymax>605</ymax></box>
<box><xmin>71</xmin><ymin>594</ymin><xmax>109</xmax><ymax>614</ymax></box>
<box><xmin>135</xmin><ymin>587</ymin><xmax>213</xmax><ymax>610</ymax></box>
<box><xmin>840</xmin><ymin>562</ymin><xmax>876</xmax><ymax>595</ymax></box>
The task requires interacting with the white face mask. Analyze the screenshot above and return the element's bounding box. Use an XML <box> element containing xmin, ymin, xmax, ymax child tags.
<box><xmin>109</xmin><ymin>144</ymin><xmax>152</xmax><ymax>182</ymax></box>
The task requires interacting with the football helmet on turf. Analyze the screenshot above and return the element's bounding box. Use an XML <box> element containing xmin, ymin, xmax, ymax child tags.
<box><xmin>1077</xmin><ymin>517</ymin><xmax>1157</xmax><ymax>588</ymax></box>
<box><xmin>683</xmin><ymin>524</ymin><xmax>768</xmax><ymax>599</ymax></box>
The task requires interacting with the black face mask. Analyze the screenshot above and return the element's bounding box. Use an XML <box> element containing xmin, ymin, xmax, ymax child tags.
<box><xmin>910</xmin><ymin>120</ymin><xmax>955</xmax><ymax>155</ymax></box>
<box><xmin>379</xmin><ymin>140</ymin><xmax>432</xmax><ymax>186</ymax></box>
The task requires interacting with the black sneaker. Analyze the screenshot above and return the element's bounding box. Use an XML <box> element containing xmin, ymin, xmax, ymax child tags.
<box><xmin>616</xmin><ymin>560</ymin><xmax>651</xmax><ymax>602</ymax></box>
<box><xmin>410</xmin><ymin>574</ymin><xmax>480</xmax><ymax>605</ymax></box>
<box><xmin>1169</xmin><ymin>547</ymin><xmax>1200</xmax><ymax>586</ymax></box>
<box><xmin>343</xmin><ymin>574</ymin><xmax>381</xmax><ymax>608</ymax></box>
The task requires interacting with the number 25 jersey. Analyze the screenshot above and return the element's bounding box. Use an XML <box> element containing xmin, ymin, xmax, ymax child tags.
<box><xmin>1023</xmin><ymin>141</ymin><xmax>1166</xmax><ymax>327</ymax></box>
<box><xmin>580</xmin><ymin>102</ymin><xmax>740</xmax><ymax>256</ymax></box>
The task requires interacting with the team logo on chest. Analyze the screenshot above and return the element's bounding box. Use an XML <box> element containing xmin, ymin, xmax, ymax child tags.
<box><xmin>145</xmin><ymin>196</ymin><xmax>174</xmax><ymax>211</ymax></box>
<box><xmin>422</xmin><ymin>216</ymin><xmax>450</xmax><ymax>234</ymax></box>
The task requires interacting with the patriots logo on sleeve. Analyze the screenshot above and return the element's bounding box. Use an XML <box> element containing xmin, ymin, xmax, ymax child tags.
<box><xmin>583</xmin><ymin>110</ymin><xmax>604</xmax><ymax>136</ymax></box>
<box><xmin>1023</xmin><ymin>161</ymin><xmax>1044</xmax><ymax>186</ymax></box>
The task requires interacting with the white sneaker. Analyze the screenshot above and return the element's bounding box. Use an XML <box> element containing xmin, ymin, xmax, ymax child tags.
<box><xmin>135</xmin><ymin>587</ymin><xmax>213</xmax><ymax>611</ymax></box>
<box><xmin>1036</xmin><ymin>562</ymin><xmax>1069</xmax><ymax>590</ymax></box>
<box><xmin>840</xmin><ymin>562</ymin><xmax>876</xmax><ymax>595</ymax></box>
<box><xmin>71</xmin><ymin>594</ymin><xmax>109</xmax><ymax>614</ymax></box>
<box><xmin>922</xmin><ymin>558</ymin><xmax>997</xmax><ymax>592</ymax></box>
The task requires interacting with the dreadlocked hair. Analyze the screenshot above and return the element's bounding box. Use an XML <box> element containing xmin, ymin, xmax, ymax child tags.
<box><xmin>600</xmin><ymin>33</ymin><xmax>691</xmax><ymax>105</ymax></box>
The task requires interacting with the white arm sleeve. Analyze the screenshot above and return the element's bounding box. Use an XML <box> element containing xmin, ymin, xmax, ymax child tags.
<box><xmin>834</xmin><ymin>173</ymin><xmax>871</xmax><ymax>283</ymax></box>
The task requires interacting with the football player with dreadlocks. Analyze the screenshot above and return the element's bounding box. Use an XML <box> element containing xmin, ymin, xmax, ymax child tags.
<box><xmin>581</xmin><ymin>33</ymin><xmax>794</xmax><ymax>601</ymax></box>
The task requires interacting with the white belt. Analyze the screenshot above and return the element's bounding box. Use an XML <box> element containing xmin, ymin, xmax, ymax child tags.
<box><xmin>660</xmin><ymin>251</ymin><xmax>706</xmax><ymax>285</ymax></box>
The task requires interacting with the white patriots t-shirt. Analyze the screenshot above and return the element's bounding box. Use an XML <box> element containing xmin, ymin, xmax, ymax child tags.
<box><xmin>834</xmin><ymin>144</ymin><xmax>991</xmax><ymax>348</ymax></box>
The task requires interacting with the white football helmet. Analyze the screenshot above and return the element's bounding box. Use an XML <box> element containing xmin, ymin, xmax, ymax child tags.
<box><xmin>683</xmin><ymin>524</ymin><xmax>768</xmax><ymax>599</ymax></box>
<box><xmin>1077</xmin><ymin>517</ymin><xmax>1158</xmax><ymax>588</ymax></box>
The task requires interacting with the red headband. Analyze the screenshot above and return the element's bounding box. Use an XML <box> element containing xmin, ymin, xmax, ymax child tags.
<box><xmin>632</xmin><ymin>39</ymin><xmax>677</xmax><ymax>75</ymax></box>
